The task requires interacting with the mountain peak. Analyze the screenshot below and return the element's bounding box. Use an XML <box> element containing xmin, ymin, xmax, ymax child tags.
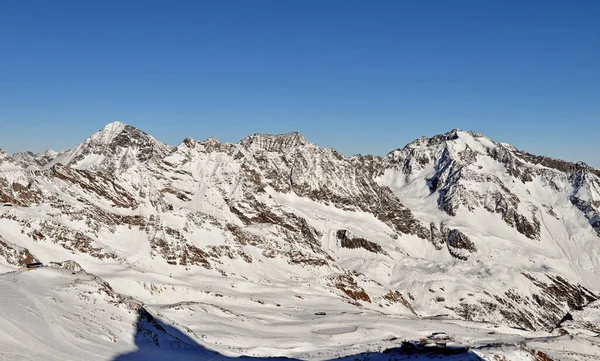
<box><xmin>12</xmin><ymin>151</ymin><xmax>36</xmax><ymax>159</ymax></box>
<box><xmin>89</xmin><ymin>121</ymin><xmax>129</xmax><ymax>144</ymax></box>
<box><xmin>399</xmin><ymin>129</ymin><xmax>487</xmax><ymax>152</ymax></box>
<box><xmin>47</xmin><ymin>121</ymin><xmax>171</xmax><ymax>172</ymax></box>
<box><xmin>0</xmin><ymin>148</ymin><xmax>13</xmax><ymax>160</ymax></box>
<box><xmin>437</xmin><ymin>128</ymin><xmax>486</xmax><ymax>141</ymax></box>
<box><xmin>239</xmin><ymin>131</ymin><xmax>308</xmax><ymax>152</ymax></box>
<box><xmin>38</xmin><ymin>149</ymin><xmax>59</xmax><ymax>157</ymax></box>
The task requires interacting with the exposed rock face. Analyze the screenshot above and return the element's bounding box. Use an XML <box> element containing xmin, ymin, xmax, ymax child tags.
<box><xmin>383</xmin><ymin>291</ymin><xmax>417</xmax><ymax>315</ymax></box>
<box><xmin>485</xmin><ymin>146</ymin><xmax>600</xmax><ymax>237</ymax></box>
<box><xmin>326</xmin><ymin>274</ymin><xmax>372</xmax><ymax>304</ymax></box>
<box><xmin>336</xmin><ymin>229</ymin><xmax>387</xmax><ymax>255</ymax></box>
<box><xmin>570</xmin><ymin>168</ymin><xmax>600</xmax><ymax>236</ymax></box>
<box><xmin>1</xmin><ymin>123</ymin><xmax>600</xmax><ymax>332</ymax></box>
<box><xmin>446</xmin><ymin>273</ymin><xmax>596</xmax><ymax>332</ymax></box>
<box><xmin>429</xmin><ymin>222</ymin><xmax>446</xmax><ymax>250</ymax></box>
<box><xmin>446</xmin><ymin>229</ymin><xmax>476</xmax><ymax>260</ymax></box>
<box><xmin>0</xmin><ymin>237</ymin><xmax>38</xmax><ymax>266</ymax></box>
<box><xmin>555</xmin><ymin>299</ymin><xmax>600</xmax><ymax>335</ymax></box>
<box><xmin>239</xmin><ymin>131</ymin><xmax>308</xmax><ymax>152</ymax></box>
<box><xmin>49</xmin><ymin>260</ymin><xmax>85</xmax><ymax>272</ymax></box>
<box><xmin>232</xmin><ymin>132</ymin><xmax>428</xmax><ymax>240</ymax></box>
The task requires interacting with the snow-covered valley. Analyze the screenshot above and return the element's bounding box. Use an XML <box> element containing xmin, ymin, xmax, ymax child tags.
<box><xmin>1</xmin><ymin>122</ymin><xmax>600</xmax><ymax>360</ymax></box>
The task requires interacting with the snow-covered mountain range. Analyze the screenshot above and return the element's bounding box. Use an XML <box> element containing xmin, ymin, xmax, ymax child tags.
<box><xmin>1</xmin><ymin>121</ymin><xmax>599</xmax><ymax>360</ymax></box>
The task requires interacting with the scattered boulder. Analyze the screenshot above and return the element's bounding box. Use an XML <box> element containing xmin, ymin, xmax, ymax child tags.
<box><xmin>447</xmin><ymin>229</ymin><xmax>477</xmax><ymax>260</ymax></box>
<box><xmin>336</xmin><ymin>229</ymin><xmax>387</xmax><ymax>255</ymax></box>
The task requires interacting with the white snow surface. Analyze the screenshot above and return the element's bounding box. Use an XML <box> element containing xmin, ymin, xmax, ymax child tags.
<box><xmin>2</xmin><ymin>266</ymin><xmax>599</xmax><ymax>361</ymax></box>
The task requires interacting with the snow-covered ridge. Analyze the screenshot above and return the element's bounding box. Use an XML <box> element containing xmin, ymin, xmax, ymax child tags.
<box><xmin>89</xmin><ymin>120</ymin><xmax>128</xmax><ymax>144</ymax></box>
<box><xmin>239</xmin><ymin>131</ymin><xmax>308</xmax><ymax>152</ymax></box>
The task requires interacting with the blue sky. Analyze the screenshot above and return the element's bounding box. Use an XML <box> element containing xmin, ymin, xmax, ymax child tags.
<box><xmin>1</xmin><ymin>1</ymin><xmax>599</xmax><ymax>166</ymax></box>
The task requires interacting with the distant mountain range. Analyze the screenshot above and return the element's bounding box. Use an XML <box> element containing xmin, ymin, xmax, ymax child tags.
<box><xmin>1</xmin><ymin>121</ymin><xmax>599</xmax><ymax>360</ymax></box>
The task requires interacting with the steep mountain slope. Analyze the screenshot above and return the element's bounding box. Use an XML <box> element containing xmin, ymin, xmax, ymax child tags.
<box><xmin>382</xmin><ymin>129</ymin><xmax>600</xmax><ymax>272</ymax></box>
<box><xmin>1</xmin><ymin>122</ymin><xmax>600</xmax><ymax>360</ymax></box>
<box><xmin>379</xmin><ymin>130</ymin><xmax>600</xmax><ymax>328</ymax></box>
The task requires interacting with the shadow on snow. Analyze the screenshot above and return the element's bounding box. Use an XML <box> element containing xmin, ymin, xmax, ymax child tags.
<box><xmin>112</xmin><ymin>308</ymin><xmax>486</xmax><ymax>361</ymax></box>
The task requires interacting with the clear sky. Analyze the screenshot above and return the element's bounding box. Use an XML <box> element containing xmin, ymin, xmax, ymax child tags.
<box><xmin>1</xmin><ymin>1</ymin><xmax>599</xmax><ymax>166</ymax></box>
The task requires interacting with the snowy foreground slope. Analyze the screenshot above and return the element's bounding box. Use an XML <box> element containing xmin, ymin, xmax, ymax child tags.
<box><xmin>1</xmin><ymin>122</ymin><xmax>600</xmax><ymax>360</ymax></box>
<box><xmin>2</xmin><ymin>264</ymin><xmax>598</xmax><ymax>361</ymax></box>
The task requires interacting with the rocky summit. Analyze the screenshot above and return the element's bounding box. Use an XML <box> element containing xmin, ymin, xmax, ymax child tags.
<box><xmin>1</xmin><ymin>122</ymin><xmax>600</xmax><ymax>360</ymax></box>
